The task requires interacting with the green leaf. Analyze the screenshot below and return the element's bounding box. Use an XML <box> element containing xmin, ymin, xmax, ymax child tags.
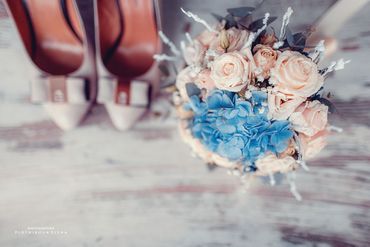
<box><xmin>285</xmin><ymin>28</ymin><xmax>307</xmax><ymax>51</ymax></box>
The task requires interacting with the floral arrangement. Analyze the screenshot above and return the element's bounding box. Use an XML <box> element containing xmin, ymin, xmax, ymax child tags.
<box><xmin>155</xmin><ymin>6</ymin><xmax>348</xmax><ymax>199</ymax></box>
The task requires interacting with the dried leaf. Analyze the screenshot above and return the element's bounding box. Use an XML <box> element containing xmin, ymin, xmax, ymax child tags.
<box><xmin>219</xmin><ymin>29</ymin><xmax>230</xmax><ymax>50</ymax></box>
<box><xmin>227</xmin><ymin>6</ymin><xmax>255</xmax><ymax>18</ymax></box>
<box><xmin>308</xmin><ymin>87</ymin><xmax>324</xmax><ymax>100</ymax></box>
<box><xmin>285</xmin><ymin>28</ymin><xmax>307</xmax><ymax>51</ymax></box>
<box><xmin>160</xmin><ymin>80</ymin><xmax>176</xmax><ymax>89</ymax></box>
<box><xmin>317</xmin><ymin>98</ymin><xmax>337</xmax><ymax>113</ymax></box>
<box><xmin>286</xmin><ymin>27</ymin><xmax>294</xmax><ymax>45</ymax></box>
<box><xmin>211</xmin><ymin>13</ymin><xmax>237</xmax><ymax>29</ymax></box>
<box><xmin>158</xmin><ymin>64</ymin><xmax>170</xmax><ymax>77</ymax></box>
<box><xmin>237</xmin><ymin>15</ymin><xmax>253</xmax><ymax>29</ymax></box>
<box><xmin>293</xmin><ymin>33</ymin><xmax>307</xmax><ymax>47</ymax></box>
<box><xmin>211</xmin><ymin>13</ymin><xmax>224</xmax><ymax>22</ymax></box>
<box><xmin>248</xmin><ymin>16</ymin><xmax>277</xmax><ymax>32</ymax></box>
<box><xmin>185</xmin><ymin>83</ymin><xmax>201</xmax><ymax>97</ymax></box>
<box><xmin>224</xmin><ymin>14</ymin><xmax>238</xmax><ymax>29</ymax></box>
<box><xmin>206</xmin><ymin>163</ymin><xmax>218</xmax><ymax>171</ymax></box>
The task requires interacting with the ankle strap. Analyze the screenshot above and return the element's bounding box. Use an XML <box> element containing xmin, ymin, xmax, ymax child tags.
<box><xmin>30</xmin><ymin>76</ymin><xmax>89</xmax><ymax>103</ymax></box>
<box><xmin>98</xmin><ymin>78</ymin><xmax>150</xmax><ymax>107</ymax></box>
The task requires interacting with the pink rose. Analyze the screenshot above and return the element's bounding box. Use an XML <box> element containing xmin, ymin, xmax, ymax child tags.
<box><xmin>209</xmin><ymin>27</ymin><xmax>249</xmax><ymax>52</ymax></box>
<box><xmin>183</xmin><ymin>40</ymin><xmax>206</xmax><ymax>66</ymax></box>
<box><xmin>210</xmin><ymin>51</ymin><xmax>253</xmax><ymax>92</ymax></box>
<box><xmin>253</xmin><ymin>45</ymin><xmax>278</xmax><ymax>79</ymax></box>
<box><xmin>270</xmin><ymin>51</ymin><xmax>324</xmax><ymax>98</ymax></box>
<box><xmin>268</xmin><ymin>93</ymin><xmax>305</xmax><ymax>120</ymax></box>
<box><xmin>290</xmin><ymin>100</ymin><xmax>329</xmax><ymax>136</ymax></box>
<box><xmin>195</xmin><ymin>69</ymin><xmax>216</xmax><ymax>91</ymax></box>
<box><xmin>196</xmin><ymin>29</ymin><xmax>218</xmax><ymax>47</ymax></box>
<box><xmin>260</xmin><ymin>34</ymin><xmax>278</xmax><ymax>47</ymax></box>
<box><xmin>176</xmin><ymin>66</ymin><xmax>195</xmax><ymax>101</ymax></box>
<box><xmin>299</xmin><ymin>130</ymin><xmax>329</xmax><ymax>159</ymax></box>
<box><xmin>255</xmin><ymin>153</ymin><xmax>297</xmax><ymax>175</ymax></box>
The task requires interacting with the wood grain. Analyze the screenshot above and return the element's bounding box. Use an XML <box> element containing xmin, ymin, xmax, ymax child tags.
<box><xmin>0</xmin><ymin>1</ymin><xmax>369</xmax><ymax>246</ymax></box>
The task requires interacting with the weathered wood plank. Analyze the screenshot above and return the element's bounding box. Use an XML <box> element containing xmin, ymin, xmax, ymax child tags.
<box><xmin>0</xmin><ymin>1</ymin><xmax>369</xmax><ymax>246</ymax></box>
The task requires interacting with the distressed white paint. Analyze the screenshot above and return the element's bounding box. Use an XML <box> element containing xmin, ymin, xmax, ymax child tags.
<box><xmin>0</xmin><ymin>1</ymin><xmax>370</xmax><ymax>246</ymax></box>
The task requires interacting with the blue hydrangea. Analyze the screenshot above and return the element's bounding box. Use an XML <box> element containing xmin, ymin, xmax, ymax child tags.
<box><xmin>186</xmin><ymin>90</ymin><xmax>293</xmax><ymax>166</ymax></box>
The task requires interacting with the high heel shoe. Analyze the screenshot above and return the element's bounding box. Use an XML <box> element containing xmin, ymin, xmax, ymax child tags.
<box><xmin>94</xmin><ymin>0</ymin><xmax>162</xmax><ymax>130</ymax></box>
<box><xmin>307</xmin><ymin>0</ymin><xmax>369</xmax><ymax>59</ymax></box>
<box><xmin>4</xmin><ymin>0</ymin><xmax>97</xmax><ymax>130</ymax></box>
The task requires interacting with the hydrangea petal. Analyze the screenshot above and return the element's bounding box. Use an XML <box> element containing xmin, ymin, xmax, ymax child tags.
<box><xmin>187</xmin><ymin>90</ymin><xmax>294</xmax><ymax>166</ymax></box>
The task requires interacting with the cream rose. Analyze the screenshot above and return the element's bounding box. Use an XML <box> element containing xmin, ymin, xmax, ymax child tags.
<box><xmin>290</xmin><ymin>100</ymin><xmax>329</xmax><ymax>136</ymax></box>
<box><xmin>253</xmin><ymin>45</ymin><xmax>278</xmax><ymax>79</ymax></box>
<box><xmin>270</xmin><ymin>51</ymin><xmax>324</xmax><ymax>97</ymax></box>
<box><xmin>196</xmin><ymin>29</ymin><xmax>218</xmax><ymax>47</ymax></box>
<box><xmin>299</xmin><ymin>130</ymin><xmax>329</xmax><ymax>159</ymax></box>
<box><xmin>176</xmin><ymin>66</ymin><xmax>195</xmax><ymax>101</ymax></box>
<box><xmin>210</xmin><ymin>51</ymin><xmax>252</xmax><ymax>92</ymax></box>
<box><xmin>255</xmin><ymin>153</ymin><xmax>298</xmax><ymax>176</ymax></box>
<box><xmin>183</xmin><ymin>40</ymin><xmax>206</xmax><ymax>66</ymax></box>
<box><xmin>209</xmin><ymin>27</ymin><xmax>249</xmax><ymax>52</ymax></box>
<box><xmin>195</xmin><ymin>69</ymin><xmax>216</xmax><ymax>91</ymax></box>
<box><xmin>268</xmin><ymin>93</ymin><xmax>305</xmax><ymax>120</ymax></box>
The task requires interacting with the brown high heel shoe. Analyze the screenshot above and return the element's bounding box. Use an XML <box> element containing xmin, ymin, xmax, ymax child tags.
<box><xmin>95</xmin><ymin>0</ymin><xmax>162</xmax><ymax>130</ymax></box>
<box><xmin>4</xmin><ymin>0</ymin><xmax>97</xmax><ymax>130</ymax></box>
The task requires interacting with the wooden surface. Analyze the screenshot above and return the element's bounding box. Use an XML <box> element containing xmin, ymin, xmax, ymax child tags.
<box><xmin>0</xmin><ymin>1</ymin><xmax>370</xmax><ymax>246</ymax></box>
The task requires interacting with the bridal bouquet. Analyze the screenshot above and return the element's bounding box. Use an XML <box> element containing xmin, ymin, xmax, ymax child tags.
<box><xmin>156</xmin><ymin>6</ymin><xmax>348</xmax><ymax>197</ymax></box>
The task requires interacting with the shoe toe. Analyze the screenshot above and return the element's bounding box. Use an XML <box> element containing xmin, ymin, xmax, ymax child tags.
<box><xmin>43</xmin><ymin>103</ymin><xmax>91</xmax><ymax>130</ymax></box>
<box><xmin>105</xmin><ymin>103</ymin><xmax>146</xmax><ymax>131</ymax></box>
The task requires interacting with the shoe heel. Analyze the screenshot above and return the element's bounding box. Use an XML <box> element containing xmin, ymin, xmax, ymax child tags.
<box><xmin>4</xmin><ymin>0</ymin><xmax>97</xmax><ymax>130</ymax></box>
<box><xmin>94</xmin><ymin>0</ymin><xmax>162</xmax><ymax>130</ymax></box>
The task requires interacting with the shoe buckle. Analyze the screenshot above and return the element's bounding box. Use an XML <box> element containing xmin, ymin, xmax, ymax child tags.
<box><xmin>48</xmin><ymin>76</ymin><xmax>68</xmax><ymax>103</ymax></box>
<box><xmin>118</xmin><ymin>91</ymin><xmax>128</xmax><ymax>105</ymax></box>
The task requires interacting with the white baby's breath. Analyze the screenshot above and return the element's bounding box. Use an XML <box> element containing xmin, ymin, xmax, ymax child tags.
<box><xmin>309</xmin><ymin>40</ymin><xmax>326</xmax><ymax>63</ymax></box>
<box><xmin>287</xmin><ymin>172</ymin><xmax>302</xmax><ymax>201</ymax></box>
<box><xmin>185</xmin><ymin>32</ymin><xmax>194</xmax><ymax>45</ymax></box>
<box><xmin>297</xmin><ymin>160</ymin><xmax>309</xmax><ymax>171</ymax></box>
<box><xmin>159</xmin><ymin>31</ymin><xmax>181</xmax><ymax>56</ymax></box>
<box><xmin>153</xmin><ymin>54</ymin><xmax>177</xmax><ymax>62</ymax></box>
<box><xmin>327</xmin><ymin>125</ymin><xmax>343</xmax><ymax>133</ymax></box>
<box><xmin>244</xmin><ymin>90</ymin><xmax>252</xmax><ymax>99</ymax></box>
<box><xmin>180</xmin><ymin>8</ymin><xmax>216</xmax><ymax>33</ymax></box>
<box><xmin>256</xmin><ymin>13</ymin><xmax>270</xmax><ymax>37</ymax></box>
<box><xmin>273</xmin><ymin>7</ymin><xmax>293</xmax><ymax>49</ymax></box>
<box><xmin>269</xmin><ymin>172</ymin><xmax>276</xmax><ymax>186</ymax></box>
<box><xmin>322</xmin><ymin>58</ymin><xmax>351</xmax><ymax>76</ymax></box>
<box><xmin>204</xmin><ymin>49</ymin><xmax>221</xmax><ymax>68</ymax></box>
<box><xmin>154</xmin><ymin>30</ymin><xmax>183</xmax><ymax>63</ymax></box>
